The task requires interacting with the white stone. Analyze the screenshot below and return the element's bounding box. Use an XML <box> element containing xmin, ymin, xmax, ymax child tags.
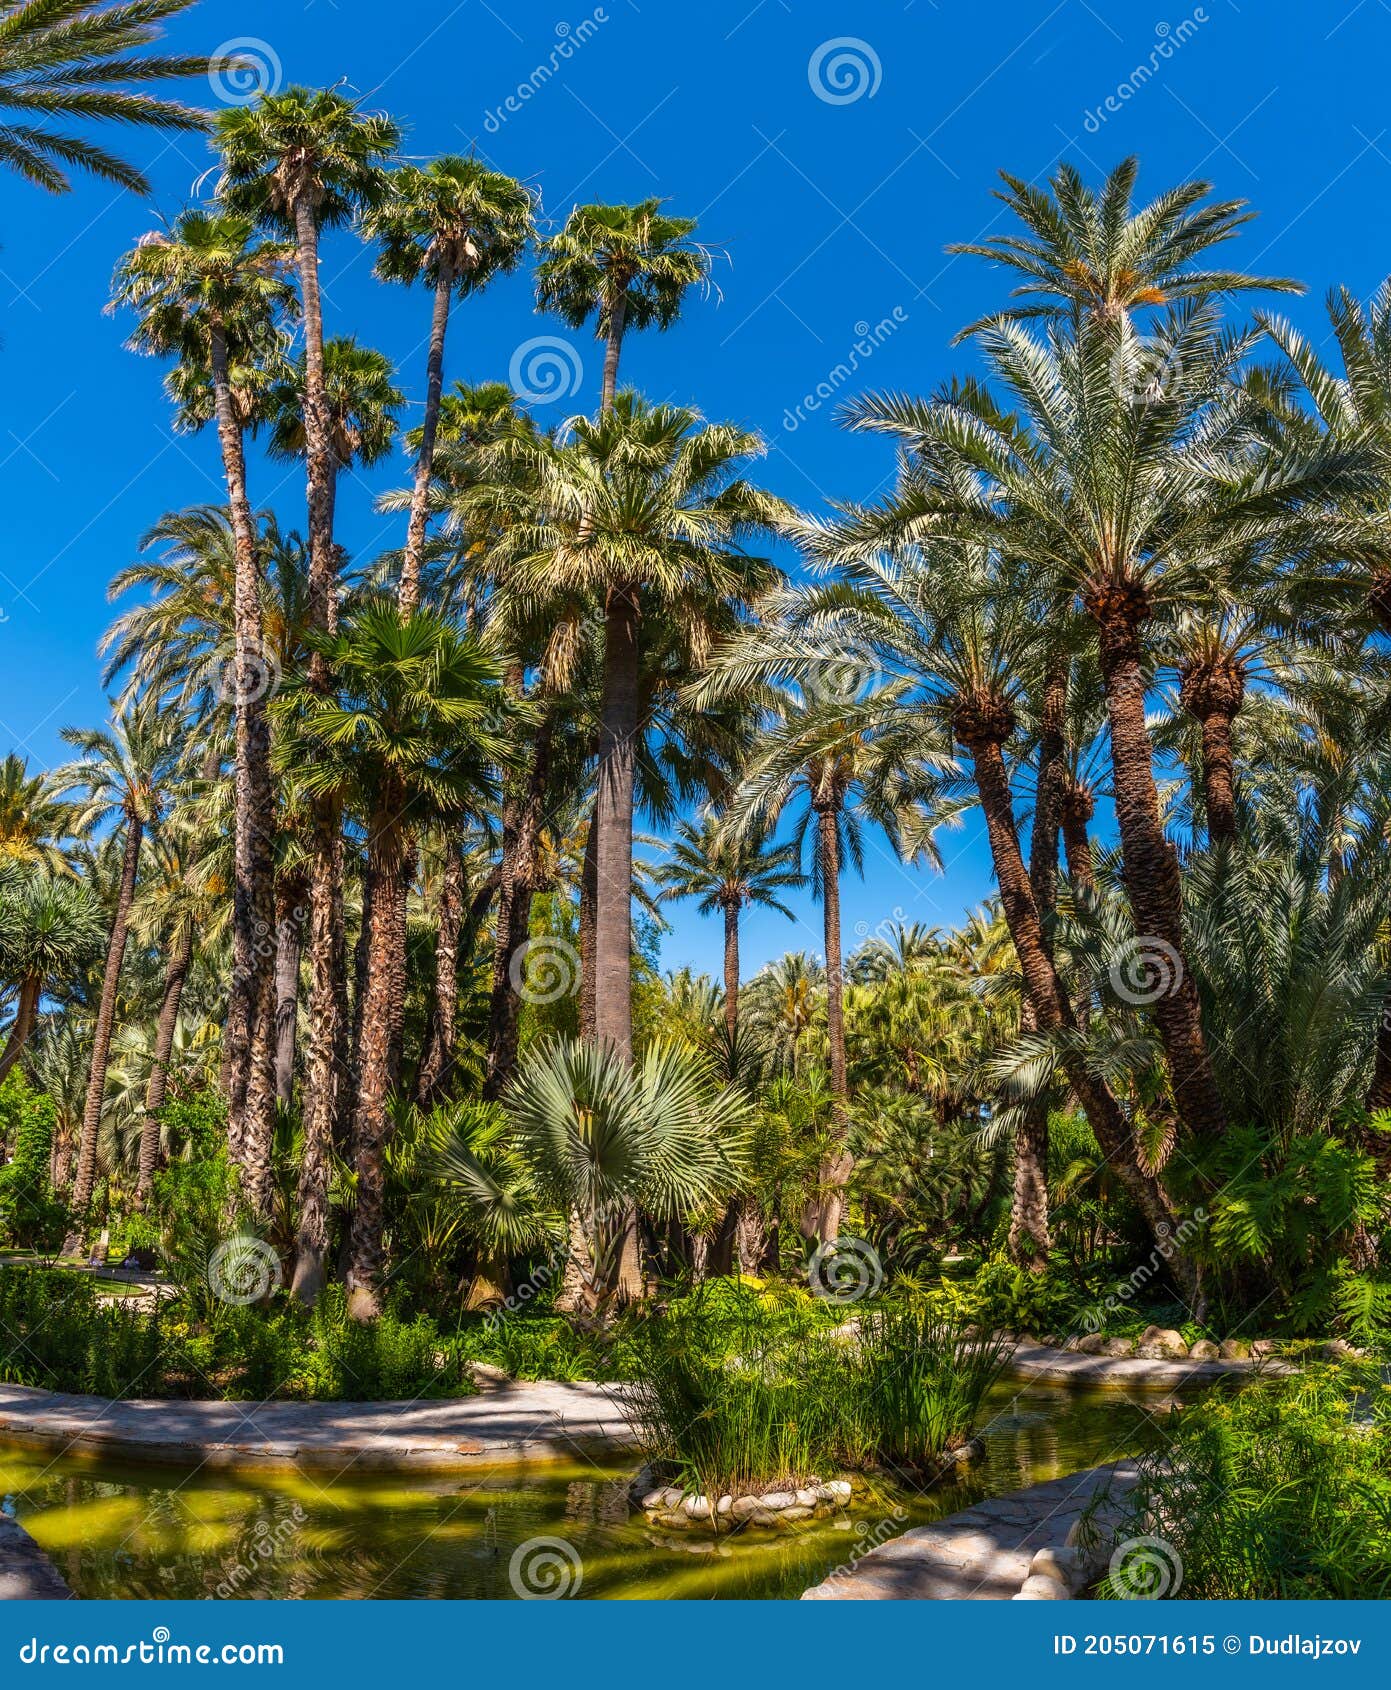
<box><xmin>759</xmin><ymin>1491</ymin><xmax>795</xmax><ymax>1511</ymax></box>
<box><xmin>730</xmin><ymin>1495</ymin><xmax>761</xmax><ymax>1522</ymax></box>
<box><xmin>827</xmin><ymin>1479</ymin><xmax>852</xmax><ymax>1501</ymax></box>
<box><xmin>716</xmin><ymin>1495</ymin><xmax>733</xmax><ymax>1515</ymax></box>
<box><xmin>682</xmin><ymin>1495</ymin><xmax>713</xmax><ymax>1521</ymax></box>
<box><xmin>1015</xmin><ymin>1573</ymin><xmax>1070</xmax><ymax>1599</ymax></box>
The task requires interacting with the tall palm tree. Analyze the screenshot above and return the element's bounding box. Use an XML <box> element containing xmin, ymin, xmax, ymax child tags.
<box><xmin>947</xmin><ymin>156</ymin><xmax>1299</xmax><ymax>337</ymax></box>
<box><xmin>0</xmin><ymin>0</ymin><xmax>214</xmax><ymax>196</ymax></box>
<box><xmin>654</xmin><ymin>814</ymin><xmax>803</xmax><ymax>1035</ymax></box>
<box><xmin>536</xmin><ymin>198</ymin><xmax>711</xmax><ymax>410</ymax></box>
<box><xmin>0</xmin><ymin>867</ymin><xmax>105</xmax><ymax>1080</ymax></box>
<box><xmin>276</xmin><ymin>601</ymin><xmax>514</xmax><ymax>1313</ymax></box>
<box><xmin>111</xmin><ymin>210</ymin><xmax>296</xmax><ymax>1195</ymax></box>
<box><xmin>486</xmin><ymin>398</ymin><xmax>785</xmax><ymax>1063</ymax></box>
<box><xmin>55</xmin><ymin>703</ymin><xmax>177</xmax><ymax>1213</ymax></box>
<box><xmin>0</xmin><ymin>754</ymin><xmax>72</xmax><ymax>873</ymax></box>
<box><xmin>365</xmin><ymin>155</ymin><xmax>535</xmax><ymax>613</ymax></box>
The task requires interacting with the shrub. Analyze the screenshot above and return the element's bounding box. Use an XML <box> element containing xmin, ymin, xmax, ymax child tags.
<box><xmin>0</xmin><ymin>1087</ymin><xmax>68</xmax><ymax>1256</ymax></box>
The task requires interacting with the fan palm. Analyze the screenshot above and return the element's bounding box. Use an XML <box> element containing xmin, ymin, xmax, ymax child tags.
<box><xmin>535</xmin><ymin>197</ymin><xmax>712</xmax><ymax>409</ymax></box>
<box><xmin>0</xmin><ymin>0</ymin><xmax>215</xmax><ymax>196</ymax></box>
<box><xmin>366</xmin><ymin>155</ymin><xmax>535</xmax><ymax>611</ymax></box>
<box><xmin>0</xmin><ymin>867</ymin><xmax>105</xmax><ymax>1080</ymax></box>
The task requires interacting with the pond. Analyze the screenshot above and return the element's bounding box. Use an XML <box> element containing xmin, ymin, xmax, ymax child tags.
<box><xmin>1</xmin><ymin>1383</ymin><xmax>1177</xmax><ymax>1600</ymax></box>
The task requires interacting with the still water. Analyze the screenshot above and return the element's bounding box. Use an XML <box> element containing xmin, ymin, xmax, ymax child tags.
<box><xmin>1</xmin><ymin>1384</ymin><xmax>1173</xmax><ymax>1600</ymax></box>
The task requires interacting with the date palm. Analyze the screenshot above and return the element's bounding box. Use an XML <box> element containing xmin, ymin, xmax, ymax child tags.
<box><xmin>112</xmin><ymin>209</ymin><xmax>296</xmax><ymax>1194</ymax></box>
<box><xmin>365</xmin><ymin>155</ymin><xmax>535</xmax><ymax>612</ymax></box>
<box><xmin>56</xmin><ymin>702</ymin><xmax>179</xmax><ymax>1213</ymax></box>
<box><xmin>0</xmin><ymin>754</ymin><xmax>73</xmax><ymax>873</ymax></box>
<box><xmin>655</xmin><ymin>814</ymin><xmax>802</xmax><ymax>1036</ymax></box>
<box><xmin>0</xmin><ymin>0</ymin><xmax>215</xmax><ymax>196</ymax></box>
<box><xmin>948</xmin><ymin>155</ymin><xmax>1299</xmax><ymax>337</ymax></box>
<box><xmin>536</xmin><ymin>198</ymin><xmax>712</xmax><ymax>409</ymax></box>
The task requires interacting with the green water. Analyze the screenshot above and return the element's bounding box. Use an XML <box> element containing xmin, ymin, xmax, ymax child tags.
<box><xmin>1</xmin><ymin>1384</ymin><xmax>1173</xmax><ymax>1600</ymax></box>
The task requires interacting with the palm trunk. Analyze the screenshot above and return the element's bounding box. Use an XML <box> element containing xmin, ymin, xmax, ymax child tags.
<box><xmin>600</xmin><ymin>295</ymin><xmax>626</xmax><ymax>411</ymax></box>
<box><xmin>807</xmin><ymin>800</ymin><xmax>852</xmax><ymax>1244</ymax></box>
<box><xmin>290</xmin><ymin>817</ymin><xmax>339</xmax><ymax>1305</ymax></box>
<box><xmin>274</xmin><ymin>870</ymin><xmax>307</xmax><ymax>1107</ymax></box>
<box><xmin>346</xmin><ymin>798</ymin><xmax>407</xmax><ymax>1321</ymax></box>
<box><xmin>1180</xmin><ymin>657</ymin><xmax>1244</xmax><ymax>847</ymax></box>
<box><xmin>1009</xmin><ymin>1001</ymin><xmax>1051</xmax><ymax>1270</ymax></box>
<box><xmin>579</xmin><ymin>801</ymin><xmax>599</xmax><ymax>1042</ymax></box>
<box><xmin>386</xmin><ymin>838</ymin><xmax>414</xmax><ymax>1083</ymax></box>
<box><xmin>1061</xmin><ymin>778</ymin><xmax>1096</xmax><ymax>892</ymax></box>
<box><xmin>136</xmin><ymin>916</ymin><xmax>193</xmax><ymax>1204</ymax></box>
<box><xmin>1030</xmin><ymin>656</ymin><xmax>1068</xmax><ymax>937</ymax></box>
<box><xmin>1095</xmin><ymin>606</ymin><xmax>1227</xmax><ymax>1139</ymax></box>
<box><xmin>722</xmin><ymin>899</ymin><xmax>740</xmax><ymax>1037</ymax></box>
<box><xmin>0</xmin><ymin>976</ymin><xmax>39</xmax><ymax>1082</ymax></box>
<box><xmin>416</xmin><ymin>840</ymin><xmax>465</xmax><ymax>1106</ymax></box>
<box><xmin>210</xmin><ymin>322</ymin><xmax>278</xmax><ymax>1218</ymax></box>
<box><xmin>398</xmin><ymin>260</ymin><xmax>454</xmax><ymax>617</ymax></box>
<box><xmin>72</xmin><ymin>818</ymin><xmax>143</xmax><ymax>1214</ymax></box>
<box><xmin>292</xmin><ymin>197</ymin><xmax>337</xmax><ymax>671</ymax></box>
<box><xmin>959</xmin><ymin>711</ymin><xmax>1198</xmax><ymax>1301</ymax></box>
<box><xmin>593</xmin><ymin>584</ymin><xmax>640</xmax><ymax>1062</ymax></box>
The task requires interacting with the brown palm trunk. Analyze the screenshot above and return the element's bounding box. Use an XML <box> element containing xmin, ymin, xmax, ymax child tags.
<box><xmin>1030</xmin><ymin>657</ymin><xmax>1068</xmax><ymax>933</ymax></box>
<box><xmin>1009</xmin><ymin>1002</ymin><xmax>1051</xmax><ymax>1270</ymax></box>
<box><xmin>958</xmin><ymin>706</ymin><xmax>1198</xmax><ymax>1300</ymax></box>
<box><xmin>416</xmin><ymin>841</ymin><xmax>464</xmax><ymax>1106</ymax></box>
<box><xmin>722</xmin><ymin>899</ymin><xmax>740</xmax><ymax>1037</ymax></box>
<box><xmin>1180</xmin><ymin>659</ymin><xmax>1244</xmax><ymax>847</ymax></box>
<box><xmin>0</xmin><ymin>976</ymin><xmax>40</xmax><ymax>1082</ymax></box>
<box><xmin>72</xmin><ymin>818</ymin><xmax>143</xmax><ymax>1214</ymax></box>
<box><xmin>1093</xmin><ymin>602</ymin><xmax>1227</xmax><ymax>1139</ymax></box>
<box><xmin>593</xmin><ymin>584</ymin><xmax>639</xmax><ymax>1062</ymax></box>
<box><xmin>346</xmin><ymin>799</ymin><xmax>407</xmax><ymax>1320</ymax></box>
<box><xmin>398</xmin><ymin>260</ymin><xmax>454</xmax><ymax>617</ymax></box>
<box><xmin>806</xmin><ymin>800</ymin><xmax>852</xmax><ymax>1244</ymax></box>
<box><xmin>290</xmin><ymin>817</ymin><xmax>340</xmax><ymax>1305</ymax></box>
<box><xmin>600</xmin><ymin>294</ymin><xmax>626</xmax><ymax>411</ymax></box>
<box><xmin>274</xmin><ymin>870</ymin><xmax>307</xmax><ymax>1106</ymax></box>
<box><xmin>136</xmin><ymin>916</ymin><xmax>193</xmax><ymax>1204</ymax></box>
<box><xmin>210</xmin><ymin>322</ymin><xmax>278</xmax><ymax>1216</ymax></box>
<box><xmin>579</xmin><ymin>799</ymin><xmax>599</xmax><ymax>1042</ymax></box>
<box><xmin>386</xmin><ymin>838</ymin><xmax>415</xmax><ymax>1083</ymax></box>
<box><xmin>292</xmin><ymin>197</ymin><xmax>337</xmax><ymax>668</ymax></box>
<box><xmin>1061</xmin><ymin>778</ymin><xmax>1096</xmax><ymax>892</ymax></box>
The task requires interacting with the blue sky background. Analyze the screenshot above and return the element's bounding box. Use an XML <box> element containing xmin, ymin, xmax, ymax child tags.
<box><xmin>1</xmin><ymin>0</ymin><xmax>1387</xmax><ymax>981</ymax></box>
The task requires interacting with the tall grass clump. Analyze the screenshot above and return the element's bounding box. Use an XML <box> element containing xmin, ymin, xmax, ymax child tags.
<box><xmin>1097</xmin><ymin>1365</ymin><xmax>1391</xmax><ymax>1599</ymax></box>
<box><xmin>856</xmin><ymin>1297</ymin><xmax>1014</xmax><ymax>1474</ymax></box>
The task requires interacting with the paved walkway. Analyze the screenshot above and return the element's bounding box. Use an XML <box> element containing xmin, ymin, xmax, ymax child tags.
<box><xmin>0</xmin><ymin>1380</ymin><xmax>638</xmax><ymax>1471</ymax></box>
<box><xmin>0</xmin><ymin>1516</ymin><xmax>71</xmax><ymax>1600</ymax></box>
<box><xmin>801</xmin><ymin>1461</ymin><xmax>1140</xmax><ymax>1600</ymax></box>
<box><xmin>1003</xmin><ymin>1340</ymin><xmax>1279</xmax><ymax>1390</ymax></box>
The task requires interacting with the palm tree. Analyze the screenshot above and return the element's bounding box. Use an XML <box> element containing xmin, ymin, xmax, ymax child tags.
<box><xmin>0</xmin><ymin>0</ymin><xmax>215</xmax><ymax>196</ymax></box>
<box><xmin>111</xmin><ymin>210</ymin><xmax>297</xmax><ymax>1190</ymax></box>
<box><xmin>0</xmin><ymin>867</ymin><xmax>105</xmax><ymax>1080</ymax></box>
<box><xmin>654</xmin><ymin>814</ymin><xmax>803</xmax><ymax>1036</ymax></box>
<box><xmin>55</xmin><ymin>704</ymin><xmax>177</xmax><ymax>1214</ymax></box>
<box><xmin>365</xmin><ymin>155</ymin><xmax>535</xmax><ymax>613</ymax></box>
<box><xmin>486</xmin><ymin>397</ymin><xmax>786</xmax><ymax>1064</ymax></box>
<box><xmin>277</xmin><ymin>600</ymin><xmax>514</xmax><ymax>1314</ymax></box>
<box><xmin>0</xmin><ymin>754</ymin><xmax>72</xmax><ymax>872</ymax></box>
<box><xmin>947</xmin><ymin>155</ymin><xmax>1299</xmax><ymax>337</ymax></box>
<box><xmin>536</xmin><ymin>198</ymin><xmax>712</xmax><ymax>410</ymax></box>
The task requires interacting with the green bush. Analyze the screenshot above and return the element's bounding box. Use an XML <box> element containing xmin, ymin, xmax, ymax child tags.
<box><xmin>0</xmin><ymin>1265</ymin><xmax>160</xmax><ymax>1395</ymax></box>
<box><xmin>1095</xmin><ymin>1365</ymin><xmax>1391</xmax><ymax>1599</ymax></box>
<box><xmin>0</xmin><ymin>1085</ymin><xmax>68</xmax><ymax>1256</ymax></box>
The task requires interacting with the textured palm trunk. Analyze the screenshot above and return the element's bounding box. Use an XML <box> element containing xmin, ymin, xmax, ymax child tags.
<box><xmin>398</xmin><ymin>259</ymin><xmax>454</xmax><ymax>617</ymax></box>
<box><xmin>1093</xmin><ymin>603</ymin><xmax>1227</xmax><ymax>1140</ymax></box>
<box><xmin>1367</xmin><ymin>1012</ymin><xmax>1391</xmax><ymax>1119</ymax></box>
<box><xmin>416</xmin><ymin>842</ymin><xmax>465</xmax><ymax>1106</ymax></box>
<box><xmin>136</xmin><ymin>917</ymin><xmax>193</xmax><ymax>1204</ymax></box>
<box><xmin>600</xmin><ymin>295</ymin><xmax>627</xmax><ymax>411</ymax></box>
<box><xmin>1009</xmin><ymin>1001</ymin><xmax>1051</xmax><ymax>1269</ymax></box>
<box><xmin>292</xmin><ymin>197</ymin><xmax>337</xmax><ymax>668</ymax></box>
<box><xmin>1060</xmin><ymin>778</ymin><xmax>1097</xmax><ymax>892</ymax></box>
<box><xmin>578</xmin><ymin>801</ymin><xmax>599</xmax><ymax>1041</ymax></box>
<box><xmin>0</xmin><ymin>976</ymin><xmax>39</xmax><ymax>1082</ymax></box>
<box><xmin>385</xmin><ymin>839</ymin><xmax>415</xmax><ymax>1084</ymax></box>
<box><xmin>805</xmin><ymin>800</ymin><xmax>852</xmax><ymax>1244</ymax></box>
<box><xmin>1030</xmin><ymin>657</ymin><xmax>1069</xmax><ymax>930</ymax></box>
<box><xmin>289</xmin><ymin>817</ymin><xmax>340</xmax><ymax>1305</ymax></box>
<box><xmin>722</xmin><ymin>900</ymin><xmax>740</xmax><ymax>1036</ymax></box>
<box><xmin>1180</xmin><ymin>658</ymin><xmax>1244</xmax><ymax>848</ymax></box>
<box><xmin>273</xmin><ymin>870</ymin><xmax>308</xmax><ymax>1106</ymax></box>
<box><xmin>959</xmin><ymin>711</ymin><xmax>1199</xmax><ymax>1301</ymax></box>
<box><xmin>346</xmin><ymin>798</ymin><xmax>408</xmax><ymax>1320</ymax></box>
<box><xmin>72</xmin><ymin>819</ymin><xmax>143</xmax><ymax>1214</ymax></box>
<box><xmin>593</xmin><ymin>584</ymin><xmax>639</xmax><ymax>1062</ymax></box>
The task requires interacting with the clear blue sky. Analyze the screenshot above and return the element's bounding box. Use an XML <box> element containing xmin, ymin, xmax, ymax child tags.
<box><xmin>0</xmin><ymin>0</ymin><xmax>1386</xmax><ymax>980</ymax></box>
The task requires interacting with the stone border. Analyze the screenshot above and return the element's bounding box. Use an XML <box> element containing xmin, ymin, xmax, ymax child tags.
<box><xmin>0</xmin><ymin>1516</ymin><xmax>72</xmax><ymax>1601</ymax></box>
<box><xmin>1002</xmin><ymin>1339</ymin><xmax>1292</xmax><ymax>1391</ymax></box>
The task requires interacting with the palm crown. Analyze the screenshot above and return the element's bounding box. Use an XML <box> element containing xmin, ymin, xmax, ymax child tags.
<box><xmin>536</xmin><ymin>198</ymin><xmax>712</xmax><ymax>339</ymax></box>
<box><xmin>215</xmin><ymin>85</ymin><xmax>399</xmax><ymax>228</ymax></box>
<box><xmin>368</xmin><ymin>154</ymin><xmax>535</xmax><ymax>293</ymax></box>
